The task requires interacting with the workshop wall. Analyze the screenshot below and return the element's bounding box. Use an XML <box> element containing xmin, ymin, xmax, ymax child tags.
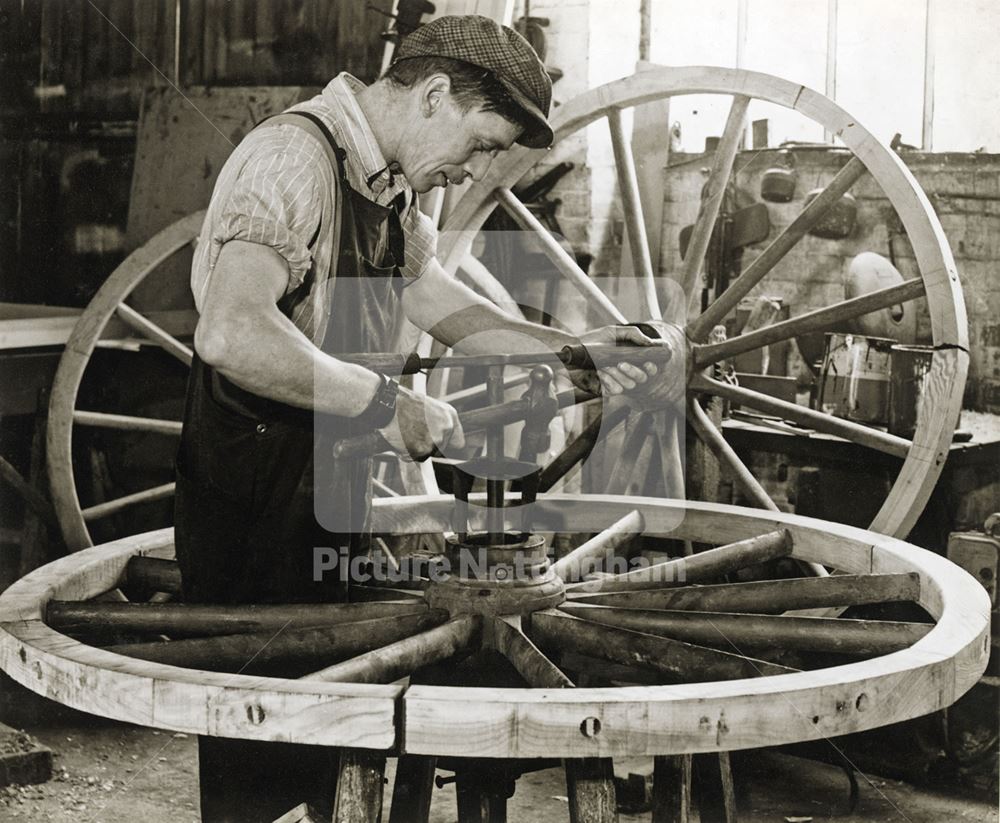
<box><xmin>0</xmin><ymin>0</ymin><xmax>388</xmax><ymax>307</ymax></box>
<box><xmin>656</xmin><ymin>148</ymin><xmax>1000</xmax><ymax>413</ymax></box>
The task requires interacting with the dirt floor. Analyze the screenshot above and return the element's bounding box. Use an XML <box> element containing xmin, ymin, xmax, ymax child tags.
<box><xmin>0</xmin><ymin>680</ymin><xmax>996</xmax><ymax>823</ymax></box>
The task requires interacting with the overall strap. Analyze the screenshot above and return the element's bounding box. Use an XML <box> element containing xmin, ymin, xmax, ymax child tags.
<box><xmin>264</xmin><ymin>111</ymin><xmax>346</xmax><ymax>268</ymax></box>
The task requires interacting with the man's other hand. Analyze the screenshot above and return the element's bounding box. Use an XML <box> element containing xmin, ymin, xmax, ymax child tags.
<box><xmin>380</xmin><ymin>386</ymin><xmax>465</xmax><ymax>461</ymax></box>
<box><xmin>576</xmin><ymin>322</ymin><xmax>687</xmax><ymax>408</ymax></box>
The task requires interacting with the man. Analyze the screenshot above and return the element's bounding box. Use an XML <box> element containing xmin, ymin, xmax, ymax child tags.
<box><xmin>176</xmin><ymin>14</ymin><xmax>681</xmax><ymax>821</ymax></box>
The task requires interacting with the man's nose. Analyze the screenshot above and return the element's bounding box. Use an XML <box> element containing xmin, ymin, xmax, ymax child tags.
<box><xmin>464</xmin><ymin>153</ymin><xmax>493</xmax><ymax>181</ymax></box>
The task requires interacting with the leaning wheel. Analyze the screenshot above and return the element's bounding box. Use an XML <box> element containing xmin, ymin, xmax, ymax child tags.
<box><xmin>439</xmin><ymin>65</ymin><xmax>968</xmax><ymax>539</ymax></box>
<box><xmin>0</xmin><ymin>498</ymin><xmax>988</xmax><ymax>819</ymax></box>
<box><xmin>46</xmin><ymin>212</ymin><xmax>204</xmax><ymax>551</ymax></box>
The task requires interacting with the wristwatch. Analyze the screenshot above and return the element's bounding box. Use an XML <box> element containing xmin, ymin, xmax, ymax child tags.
<box><xmin>359</xmin><ymin>372</ymin><xmax>399</xmax><ymax>429</ymax></box>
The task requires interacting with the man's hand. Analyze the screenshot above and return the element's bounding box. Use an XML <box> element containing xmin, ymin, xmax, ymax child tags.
<box><xmin>574</xmin><ymin>322</ymin><xmax>687</xmax><ymax>408</ymax></box>
<box><xmin>378</xmin><ymin>386</ymin><xmax>466</xmax><ymax>461</ymax></box>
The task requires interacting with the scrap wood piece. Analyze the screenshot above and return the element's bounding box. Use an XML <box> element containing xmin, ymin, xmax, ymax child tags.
<box><xmin>0</xmin><ymin>722</ymin><xmax>52</xmax><ymax>789</ymax></box>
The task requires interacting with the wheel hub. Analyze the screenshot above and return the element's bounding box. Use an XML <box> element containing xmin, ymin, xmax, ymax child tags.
<box><xmin>425</xmin><ymin>532</ymin><xmax>566</xmax><ymax>617</ymax></box>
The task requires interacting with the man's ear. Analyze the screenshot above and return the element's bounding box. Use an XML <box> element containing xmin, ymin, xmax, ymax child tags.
<box><xmin>421</xmin><ymin>73</ymin><xmax>453</xmax><ymax>118</ymax></box>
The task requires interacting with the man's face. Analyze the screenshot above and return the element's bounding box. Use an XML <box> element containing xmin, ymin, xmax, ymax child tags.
<box><xmin>399</xmin><ymin>83</ymin><xmax>523</xmax><ymax>194</ymax></box>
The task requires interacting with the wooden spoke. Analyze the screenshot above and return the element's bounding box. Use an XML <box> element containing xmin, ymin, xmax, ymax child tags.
<box><xmin>688</xmin><ymin>155</ymin><xmax>869</xmax><ymax>340</ymax></box>
<box><xmin>47</xmin><ymin>600</ymin><xmax>429</xmax><ymax>639</ymax></box>
<box><xmin>605</xmin><ymin>411</ymin><xmax>656</xmax><ymax>495</ymax></box>
<box><xmin>691</xmin><ymin>373</ymin><xmax>911</xmax><ymax>458</ymax></box>
<box><xmin>371</xmin><ymin>478</ymin><xmax>399</xmax><ymax>498</ymax></box>
<box><xmin>105</xmin><ymin>611</ymin><xmax>447</xmax><ymax>671</ymax></box>
<box><xmin>372</xmin><ymin>537</ymin><xmax>401</xmax><ymax>574</ymax></box>
<box><xmin>81</xmin><ymin>482</ymin><xmax>175</xmax><ymax>522</ymax></box>
<box><xmin>687</xmin><ymin>397</ymin><xmax>779</xmax><ymax>512</ymax></box>
<box><xmin>568</xmin><ymin>572</ymin><xmax>921</xmax><ymax>613</ymax></box>
<box><xmin>538</xmin><ymin>403</ymin><xmax>630</xmax><ymax>493</ymax></box>
<box><xmin>559</xmin><ymin>604</ymin><xmax>932</xmax><ymax>656</ymax></box>
<box><xmin>550</xmin><ymin>509</ymin><xmax>645</xmax><ymax>583</ymax></box>
<box><xmin>567</xmin><ymin>528</ymin><xmax>792</xmax><ymax>593</ymax></box>
<box><xmin>72</xmin><ymin>410</ymin><xmax>183</xmax><ymax>436</ymax></box>
<box><xmin>693</xmin><ymin>277</ymin><xmax>926</xmax><ymax>367</ymax></box>
<box><xmin>679</xmin><ymin>95</ymin><xmax>750</xmax><ymax>306</ymax></box>
<box><xmin>530</xmin><ymin>609</ymin><xmax>796</xmax><ymax>681</ymax></box>
<box><xmin>124</xmin><ymin>556</ymin><xmax>181</xmax><ymax>594</ymax></box>
<box><xmin>493</xmin><ymin>187</ymin><xmax>626</xmax><ymax>325</ymax></box>
<box><xmin>458</xmin><ymin>253</ymin><xmax>524</xmax><ymax>318</ymax></box>
<box><xmin>608</xmin><ymin>107</ymin><xmax>660</xmax><ymax>320</ymax></box>
<box><xmin>493</xmin><ymin>616</ymin><xmax>574</xmax><ymax>688</ymax></box>
<box><xmin>306</xmin><ymin>615</ymin><xmax>481</xmax><ymax>684</ymax></box>
<box><xmin>115</xmin><ymin>302</ymin><xmax>194</xmax><ymax>366</ymax></box>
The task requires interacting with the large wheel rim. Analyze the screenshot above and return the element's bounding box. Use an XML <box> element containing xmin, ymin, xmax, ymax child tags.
<box><xmin>0</xmin><ymin>497</ymin><xmax>989</xmax><ymax>757</ymax></box>
<box><xmin>439</xmin><ymin>66</ymin><xmax>968</xmax><ymax>539</ymax></box>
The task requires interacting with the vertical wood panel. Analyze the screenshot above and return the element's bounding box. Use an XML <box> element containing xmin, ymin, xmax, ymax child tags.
<box><xmin>182</xmin><ymin>0</ymin><xmax>205</xmax><ymax>85</ymax></box>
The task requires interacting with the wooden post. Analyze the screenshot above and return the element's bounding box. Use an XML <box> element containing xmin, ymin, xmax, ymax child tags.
<box><xmin>566</xmin><ymin>757</ymin><xmax>618</xmax><ymax>823</ymax></box>
<box><xmin>692</xmin><ymin>751</ymin><xmax>737</xmax><ymax>823</ymax></box>
<box><xmin>388</xmin><ymin>755</ymin><xmax>436</xmax><ymax>823</ymax></box>
<box><xmin>652</xmin><ymin>755</ymin><xmax>691</xmax><ymax>823</ymax></box>
<box><xmin>333</xmin><ymin>748</ymin><xmax>386</xmax><ymax>823</ymax></box>
<box><xmin>455</xmin><ymin>766</ymin><xmax>512</xmax><ymax>823</ymax></box>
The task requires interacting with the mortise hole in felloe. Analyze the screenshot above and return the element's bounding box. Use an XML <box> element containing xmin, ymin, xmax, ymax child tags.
<box><xmin>856</xmin><ymin>693</ymin><xmax>870</xmax><ymax>712</ymax></box>
<box><xmin>580</xmin><ymin>717</ymin><xmax>602</xmax><ymax>738</ymax></box>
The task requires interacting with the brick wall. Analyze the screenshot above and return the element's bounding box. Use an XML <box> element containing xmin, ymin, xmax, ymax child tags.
<box><xmin>654</xmin><ymin>148</ymin><xmax>999</xmax><ymax>412</ymax></box>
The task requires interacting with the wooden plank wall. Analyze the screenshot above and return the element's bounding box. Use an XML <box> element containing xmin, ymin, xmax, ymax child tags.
<box><xmin>18</xmin><ymin>0</ymin><xmax>387</xmax><ymax>117</ymax></box>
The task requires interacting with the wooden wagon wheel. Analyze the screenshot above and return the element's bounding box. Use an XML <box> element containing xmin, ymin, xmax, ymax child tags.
<box><xmin>0</xmin><ymin>498</ymin><xmax>989</xmax><ymax>821</ymax></box>
<box><xmin>438</xmin><ymin>65</ymin><xmax>968</xmax><ymax>540</ymax></box>
<box><xmin>46</xmin><ymin>211</ymin><xmax>204</xmax><ymax>551</ymax></box>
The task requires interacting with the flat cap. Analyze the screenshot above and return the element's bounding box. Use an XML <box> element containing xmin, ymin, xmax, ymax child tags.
<box><xmin>394</xmin><ymin>15</ymin><xmax>553</xmax><ymax>149</ymax></box>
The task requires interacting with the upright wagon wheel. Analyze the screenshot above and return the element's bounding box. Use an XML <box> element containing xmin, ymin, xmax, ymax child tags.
<box><xmin>0</xmin><ymin>499</ymin><xmax>989</xmax><ymax>821</ymax></box>
<box><xmin>48</xmin><ymin>66</ymin><xmax>968</xmax><ymax>551</ymax></box>
<box><xmin>47</xmin><ymin>211</ymin><xmax>204</xmax><ymax>551</ymax></box>
<box><xmin>438</xmin><ymin>65</ymin><xmax>968</xmax><ymax>539</ymax></box>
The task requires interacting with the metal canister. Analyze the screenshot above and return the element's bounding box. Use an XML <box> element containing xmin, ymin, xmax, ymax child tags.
<box><xmin>817</xmin><ymin>333</ymin><xmax>895</xmax><ymax>425</ymax></box>
<box><xmin>888</xmin><ymin>344</ymin><xmax>934</xmax><ymax>437</ymax></box>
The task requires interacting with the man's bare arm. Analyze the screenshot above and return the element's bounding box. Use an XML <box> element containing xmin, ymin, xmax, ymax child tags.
<box><xmin>194</xmin><ymin>240</ymin><xmax>382</xmax><ymax>415</ymax></box>
<box><xmin>194</xmin><ymin>241</ymin><xmax>463</xmax><ymax>456</ymax></box>
<box><xmin>402</xmin><ymin>258</ymin><xmax>672</xmax><ymax>395</ymax></box>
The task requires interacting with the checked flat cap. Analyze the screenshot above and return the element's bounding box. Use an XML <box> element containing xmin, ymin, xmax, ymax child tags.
<box><xmin>394</xmin><ymin>15</ymin><xmax>553</xmax><ymax>148</ymax></box>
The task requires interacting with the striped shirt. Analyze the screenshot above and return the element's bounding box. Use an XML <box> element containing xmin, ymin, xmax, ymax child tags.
<box><xmin>191</xmin><ymin>73</ymin><xmax>437</xmax><ymax>343</ymax></box>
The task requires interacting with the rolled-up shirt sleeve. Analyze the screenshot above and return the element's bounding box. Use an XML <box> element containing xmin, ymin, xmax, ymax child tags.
<box><xmin>399</xmin><ymin>194</ymin><xmax>438</xmax><ymax>285</ymax></box>
<box><xmin>210</xmin><ymin>131</ymin><xmax>326</xmax><ymax>294</ymax></box>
